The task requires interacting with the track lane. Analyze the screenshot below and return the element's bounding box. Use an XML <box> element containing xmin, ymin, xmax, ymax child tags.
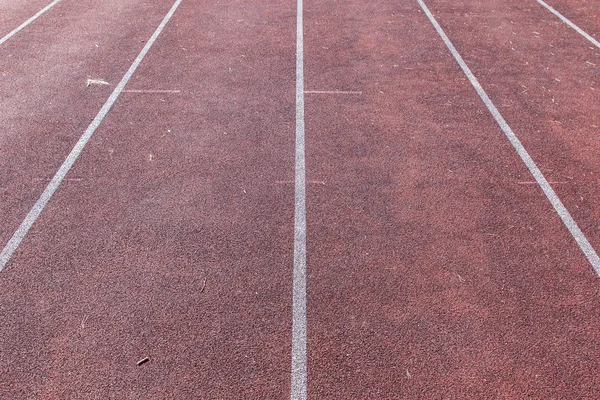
<box><xmin>0</xmin><ymin>0</ymin><xmax>175</xmax><ymax>246</ymax></box>
<box><xmin>0</xmin><ymin>0</ymin><xmax>55</xmax><ymax>39</ymax></box>
<box><xmin>536</xmin><ymin>0</ymin><xmax>600</xmax><ymax>45</ymax></box>
<box><xmin>0</xmin><ymin>0</ymin><xmax>184</xmax><ymax>270</ymax></box>
<box><xmin>418</xmin><ymin>0</ymin><xmax>600</xmax><ymax>272</ymax></box>
<box><xmin>3</xmin><ymin>0</ymin><xmax>600</xmax><ymax>397</ymax></box>
<box><xmin>304</xmin><ymin>0</ymin><xmax>600</xmax><ymax>397</ymax></box>
<box><xmin>0</xmin><ymin>0</ymin><xmax>296</xmax><ymax>397</ymax></box>
<box><xmin>424</xmin><ymin>0</ymin><xmax>600</xmax><ymax>264</ymax></box>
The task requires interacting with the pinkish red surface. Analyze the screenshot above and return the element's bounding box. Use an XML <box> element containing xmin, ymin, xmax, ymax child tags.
<box><xmin>304</xmin><ymin>0</ymin><xmax>600</xmax><ymax>397</ymax></box>
<box><xmin>2</xmin><ymin>0</ymin><xmax>600</xmax><ymax>398</ymax></box>
<box><xmin>0</xmin><ymin>0</ymin><xmax>52</xmax><ymax>36</ymax></box>
<box><xmin>1</xmin><ymin>0</ymin><xmax>296</xmax><ymax>398</ymax></box>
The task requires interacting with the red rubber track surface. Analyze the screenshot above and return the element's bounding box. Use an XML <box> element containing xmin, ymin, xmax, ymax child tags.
<box><xmin>427</xmin><ymin>0</ymin><xmax>600</xmax><ymax>251</ymax></box>
<box><xmin>0</xmin><ymin>0</ymin><xmax>175</xmax><ymax>246</ymax></box>
<box><xmin>304</xmin><ymin>0</ymin><xmax>600</xmax><ymax>398</ymax></box>
<box><xmin>1</xmin><ymin>0</ymin><xmax>600</xmax><ymax>398</ymax></box>
<box><xmin>0</xmin><ymin>0</ymin><xmax>52</xmax><ymax>37</ymax></box>
<box><xmin>0</xmin><ymin>0</ymin><xmax>295</xmax><ymax>398</ymax></box>
<box><xmin>536</xmin><ymin>0</ymin><xmax>600</xmax><ymax>43</ymax></box>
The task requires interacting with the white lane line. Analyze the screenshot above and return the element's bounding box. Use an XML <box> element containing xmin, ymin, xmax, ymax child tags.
<box><xmin>0</xmin><ymin>0</ymin><xmax>184</xmax><ymax>271</ymax></box>
<box><xmin>536</xmin><ymin>0</ymin><xmax>600</xmax><ymax>49</ymax></box>
<box><xmin>0</xmin><ymin>0</ymin><xmax>62</xmax><ymax>46</ymax></box>
<box><xmin>417</xmin><ymin>0</ymin><xmax>600</xmax><ymax>275</ymax></box>
<box><xmin>291</xmin><ymin>0</ymin><xmax>307</xmax><ymax>397</ymax></box>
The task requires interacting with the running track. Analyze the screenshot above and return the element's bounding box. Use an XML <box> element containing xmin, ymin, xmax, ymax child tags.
<box><xmin>1</xmin><ymin>0</ymin><xmax>600</xmax><ymax>398</ymax></box>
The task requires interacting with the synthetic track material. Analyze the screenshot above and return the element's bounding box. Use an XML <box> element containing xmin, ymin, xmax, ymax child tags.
<box><xmin>2</xmin><ymin>0</ymin><xmax>600</xmax><ymax>398</ymax></box>
<box><xmin>424</xmin><ymin>0</ymin><xmax>600</xmax><ymax>259</ymax></box>
<box><xmin>417</xmin><ymin>0</ymin><xmax>600</xmax><ymax>273</ymax></box>
<box><xmin>0</xmin><ymin>0</ymin><xmax>61</xmax><ymax>46</ymax></box>
<box><xmin>0</xmin><ymin>0</ymin><xmax>296</xmax><ymax>397</ymax></box>
<box><xmin>0</xmin><ymin>0</ymin><xmax>184</xmax><ymax>270</ymax></box>
<box><xmin>304</xmin><ymin>0</ymin><xmax>600</xmax><ymax>398</ymax></box>
<box><xmin>0</xmin><ymin>0</ymin><xmax>175</xmax><ymax>247</ymax></box>
<box><xmin>537</xmin><ymin>0</ymin><xmax>600</xmax><ymax>49</ymax></box>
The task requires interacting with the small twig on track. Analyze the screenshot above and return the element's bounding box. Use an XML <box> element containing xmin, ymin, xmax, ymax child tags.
<box><xmin>137</xmin><ymin>357</ymin><xmax>150</xmax><ymax>366</ymax></box>
<box><xmin>200</xmin><ymin>276</ymin><xmax>207</xmax><ymax>293</ymax></box>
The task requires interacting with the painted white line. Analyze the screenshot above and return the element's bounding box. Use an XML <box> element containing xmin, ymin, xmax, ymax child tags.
<box><xmin>0</xmin><ymin>0</ymin><xmax>184</xmax><ymax>271</ymax></box>
<box><xmin>304</xmin><ymin>90</ymin><xmax>362</xmax><ymax>95</ymax></box>
<box><xmin>0</xmin><ymin>0</ymin><xmax>62</xmax><ymax>46</ymax></box>
<box><xmin>291</xmin><ymin>0</ymin><xmax>307</xmax><ymax>397</ymax></box>
<box><xmin>536</xmin><ymin>0</ymin><xmax>600</xmax><ymax>49</ymax></box>
<box><xmin>417</xmin><ymin>0</ymin><xmax>600</xmax><ymax>275</ymax></box>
